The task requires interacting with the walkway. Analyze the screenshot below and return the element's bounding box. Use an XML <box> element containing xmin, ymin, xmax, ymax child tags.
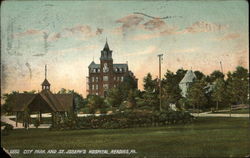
<box><xmin>1</xmin><ymin>116</ymin><xmax>50</xmax><ymax>129</ymax></box>
<box><xmin>191</xmin><ymin>112</ymin><xmax>249</xmax><ymax>118</ymax></box>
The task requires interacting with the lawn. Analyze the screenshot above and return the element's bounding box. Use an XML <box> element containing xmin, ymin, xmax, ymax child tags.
<box><xmin>2</xmin><ymin>117</ymin><xmax>250</xmax><ymax>158</ymax></box>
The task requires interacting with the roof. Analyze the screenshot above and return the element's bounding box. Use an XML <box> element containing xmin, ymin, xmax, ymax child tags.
<box><xmin>40</xmin><ymin>90</ymin><xmax>65</xmax><ymax>111</ymax></box>
<box><xmin>10</xmin><ymin>94</ymin><xmax>36</xmax><ymax>111</ymax></box>
<box><xmin>55</xmin><ymin>94</ymin><xmax>74</xmax><ymax>111</ymax></box>
<box><xmin>88</xmin><ymin>61</ymin><xmax>100</xmax><ymax>69</ymax></box>
<box><xmin>10</xmin><ymin>91</ymin><xmax>73</xmax><ymax>112</ymax></box>
<box><xmin>179</xmin><ymin>70</ymin><xmax>196</xmax><ymax>84</ymax></box>
<box><xmin>41</xmin><ymin>79</ymin><xmax>50</xmax><ymax>86</ymax></box>
<box><xmin>113</xmin><ymin>64</ymin><xmax>128</xmax><ymax>69</ymax></box>
<box><xmin>103</xmin><ymin>41</ymin><xmax>110</xmax><ymax>51</ymax></box>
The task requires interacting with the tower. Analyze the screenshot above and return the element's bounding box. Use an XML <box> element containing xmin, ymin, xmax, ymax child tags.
<box><xmin>100</xmin><ymin>39</ymin><xmax>114</xmax><ymax>96</ymax></box>
<box><xmin>41</xmin><ymin>65</ymin><xmax>51</xmax><ymax>90</ymax></box>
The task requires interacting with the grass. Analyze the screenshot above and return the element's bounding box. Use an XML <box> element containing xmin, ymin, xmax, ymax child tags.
<box><xmin>2</xmin><ymin>117</ymin><xmax>250</xmax><ymax>158</ymax></box>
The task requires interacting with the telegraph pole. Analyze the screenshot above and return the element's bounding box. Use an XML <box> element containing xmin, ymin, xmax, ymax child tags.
<box><xmin>220</xmin><ymin>61</ymin><xmax>223</xmax><ymax>73</ymax></box>
<box><xmin>158</xmin><ymin>54</ymin><xmax>163</xmax><ymax>111</ymax></box>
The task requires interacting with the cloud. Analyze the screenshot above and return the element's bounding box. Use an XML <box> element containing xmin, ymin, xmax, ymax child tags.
<box><xmin>143</xmin><ymin>18</ymin><xmax>165</xmax><ymax>31</ymax></box>
<box><xmin>66</xmin><ymin>25</ymin><xmax>92</xmax><ymax>34</ymax></box>
<box><xmin>65</xmin><ymin>25</ymin><xmax>103</xmax><ymax>39</ymax></box>
<box><xmin>50</xmin><ymin>33</ymin><xmax>61</xmax><ymax>41</ymax></box>
<box><xmin>115</xmin><ymin>14</ymin><xmax>144</xmax><ymax>36</ymax></box>
<box><xmin>14</xmin><ymin>29</ymin><xmax>42</xmax><ymax>37</ymax></box>
<box><xmin>217</xmin><ymin>33</ymin><xmax>240</xmax><ymax>41</ymax></box>
<box><xmin>114</xmin><ymin>14</ymin><xmax>229</xmax><ymax>41</ymax></box>
<box><xmin>33</xmin><ymin>53</ymin><xmax>46</xmax><ymax>57</ymax></box>
<box><xmin>132</xmin><ymin>27</ymin><xmax>178</xmax><ymax>40</ymax></box>
<box><xmin>181</xmin><ymin>21</ymin><xmax>228</xmax><ymax>34</ymax></box>
<box><xmin>96</xmin><ymin>28</ymin><xmax>103</xmax><ymax>35</ymax></box>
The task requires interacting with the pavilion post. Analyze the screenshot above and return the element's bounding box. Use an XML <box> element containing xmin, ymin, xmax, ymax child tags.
<box><xmin>28</xmin><ymin>113</ymin><xmax>30</xmax><ymax>128</ymax></box>
<box><xmin>51</xmin><ymin>112</ymin><xmax>54</xmax><ymax>127</ymax></box>
<box><xmin>16</xmin><ymin>112</ymin><xmax>18</xmax><ymax>127</ymax></box>
<box><xmin>39</xmin><ymin>111</ymin><xmax>42</xmax><ymax>123</ymax></box>
<box><xmin>37</xmin><ymin>111</ymin><xmax>39</xmax><ymax>122</ymax></box>
<box><xmin>22</xmin><ymin>112</ymin><xmax>24</xmax><ymax>127</ymax></box>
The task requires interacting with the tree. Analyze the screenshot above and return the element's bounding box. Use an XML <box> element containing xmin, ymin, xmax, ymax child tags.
<box><xmin>119</xmin><ymin>75</ymin><xmax>137</xmax><ymax>98</ymax></box>
<box><xmin>211</xmin><ymin>78</ymin><xmax>226</xmax><ymax>110</ymax></box>
<box><xmin>57</xmin><ymin>88</ymin><xmax>86</xmax><ymax>112</ymax></box>
<box><xmin>87</xmin><ymin>95</ymin><xmax>105</xmax><ymax>113</ymax></box>
<box><xmin>143</xmin><ymin>73</ymin><xmax>157</xmax><ymax>92</ymax></box>
<box><xmin>194</xmin><ymin>71</ymin><xmax>205</xmax><ymax>80</ymax></box>
<box><xmin>210</xmin><ymin>70</ymin><xmax>225</xmax><ymax>82</ymax></box>
<box><xmin>106</xmin><ymin>88</ymin><xmax>123</xmax><ymax>109</ymax></box>
<box><xmin>127</xmin><ymin>89</ymin><xmax>137</xmax><ymax>109</ymax></box>
<box><xmin>1</xmin><ymin>91</ymin><xmax>18</xmax><ymax>113</ymax></box>
<box><xmin>175</xmin><ymin>68</ymin><xmax>187</xmax><ymax>82</ymax></box>
<box><xmin>162</xmin><ymin>70</ymin><xmax>182</xmax><ymax>109</ymax></box>
<box><xmin>2</xmin><ymin>91</ymin><xmax>36</xmax><ymax>114</ymax></box>
<box><xmin>142</xmin><ymin>73</ymin><xmax>159</xmax><ymax>110</ymax></box>
<box><xmin>187</xmin><ymin>79</ymin><xmax>208</xmax><ymax>112</ymax></box>
<box><xmin>226</xmin><ymin>66</ymin><xmax>249</xmax><ymax>105</ymax></box>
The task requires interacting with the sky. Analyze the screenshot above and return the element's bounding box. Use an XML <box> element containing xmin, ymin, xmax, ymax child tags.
<box><xmin>1</xmin><ymin>0</ymin><xmax>249</xmax><ymax>97</ymax></box>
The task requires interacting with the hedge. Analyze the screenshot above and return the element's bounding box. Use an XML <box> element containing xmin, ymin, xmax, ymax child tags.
<box><xmin>51</xmin><ymin>110</ymin><xmax>194</xmax><ymax>130</ymax></box>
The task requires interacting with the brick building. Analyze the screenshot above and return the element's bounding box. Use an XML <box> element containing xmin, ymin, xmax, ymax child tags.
<box><xmin>87</xmin><ymin>41</ymin><xmax>138</xmax><ymax>97</ymax></box>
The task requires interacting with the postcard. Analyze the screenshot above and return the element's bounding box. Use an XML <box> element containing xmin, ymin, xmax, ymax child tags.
<box><xmin>1</xmin><ymin>0</ymin><xmax>249</xmax><ymax>157</ymax></box>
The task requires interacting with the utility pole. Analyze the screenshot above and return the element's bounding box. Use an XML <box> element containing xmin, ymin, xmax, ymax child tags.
<box><xmin>158</xmin><ymin>54</ymin><xmax>163</xmax><ymax>111</ymax></box>
<box><xmin>220</xmin><ymin>61</ymin><xmax>223</xmax><ymax>73</ymax></box>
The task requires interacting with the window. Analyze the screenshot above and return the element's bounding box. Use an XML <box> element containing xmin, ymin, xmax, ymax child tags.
<box><xmin>103</xmin><ymin>84</ymin><xmax>108</xmax><ymax>89</ymax></box>
<box><xmin>98</xmin><ymin>69</ymin><xmax>100</xmax><ymax>72</ymax></box>
<box><xmin>103</xmin><ymin>76</ymin><xmax>108</xmax><ymax>81</ymax></box>
<box><xmin>92</xmin><ymin>77</ymin><xmax>95</xmax><ymax>82</ymax></box>
<box><xmin>114</xmin><ymin>76</ymin><xmax>116</xmax><ymax>80</ymax></box>
<box><xmin>96</xmin><ymin>77</ymin><xmax>98</xmax><ymax>82</ymax></box>
<box><xmin>93</xmin><ymin>69</ymin><xmax>96</xmax><ymax>73</ymax></box>
<box><xmin>92</xmin><ymin>85</ymin><xmax>95</xmax><ymax>90</ymax></box>
<box><xmin>96</xmin><ymin>84</ymin><xmax>98</xmax><ymax>90</ymax></box>
<box><xmin>121</xmin><ymin>76</ymin><xmax>124</xmax><ymax>81</ymax></box>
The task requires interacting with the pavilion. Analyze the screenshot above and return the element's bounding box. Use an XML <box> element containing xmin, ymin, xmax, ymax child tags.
<box><xmin>9</xmin><ymin>65</ymin><xmax>74</xmax><ymax>127</ymax></box>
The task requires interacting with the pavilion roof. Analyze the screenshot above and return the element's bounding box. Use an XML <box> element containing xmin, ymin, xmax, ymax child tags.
<box><xmin>9</xmin><ymin>90</ymin><xmax>73</xmax><ymax>112</ymax></box>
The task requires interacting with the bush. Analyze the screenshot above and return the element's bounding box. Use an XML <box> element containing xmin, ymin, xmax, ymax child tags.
<box><xmin>76</xmin><ymin>110</ymin><xmax>194</xmax><ymax>129</ymax></box>
<box><xmin>2</xmin><ymin>123</ymin><xmax>14</xmax><ymax>136</ymax></box>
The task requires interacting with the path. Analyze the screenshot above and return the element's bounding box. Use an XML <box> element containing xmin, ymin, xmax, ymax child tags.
<box><xmin>191</xmin><ymin>112</ymin><xmax>249</xmax><ymax>118</ymax></box>
<box><xmin>1</xmin><ymin>116</ymin><xmax>50</xmax><ymax>129</ymax></box>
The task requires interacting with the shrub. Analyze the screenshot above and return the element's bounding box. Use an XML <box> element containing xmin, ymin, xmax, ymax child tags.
<box><xmin>52</xmin><ymin>110</ymin><xmax>194</xmax><ymax>130</ymax></box>
<box><xmin>2</xmin><ymin>123</ymin><xmax>14</xmax><ymax>136</ymax></box>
